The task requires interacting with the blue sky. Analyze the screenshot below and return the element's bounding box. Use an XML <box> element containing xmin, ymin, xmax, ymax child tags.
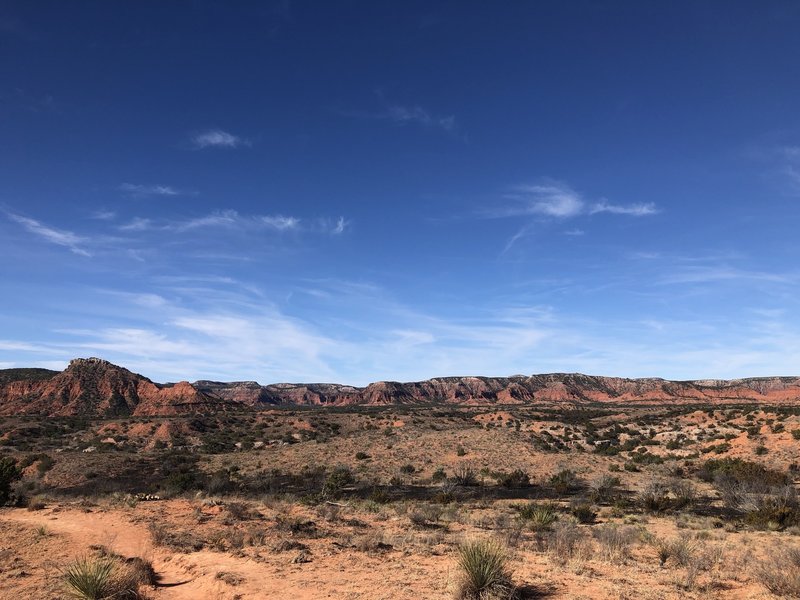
<box><xmin>2</xmin><ymin>2</ymin><xmax>800</xmax><ymax>384</ymax></box>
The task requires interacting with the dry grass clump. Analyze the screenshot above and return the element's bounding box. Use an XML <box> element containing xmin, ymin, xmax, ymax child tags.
<box><xmin>754</xmin><ymin>544</ymin><xmax>800</xmax><ymax>596</ymax></box>
<box><xmin>544</xmin><ymin>521</ymin><xmax>586</xmax><ymax>565</ymax></box>
<box><xmin>455</xmin><ymin>539</ymin><xmax>517</xmax><ymax>600</ymax></box>
<box><xmin>409</xmin><ymin>504</ymin><xmax>444</xmax><ymax>528</ymax></box>
<box><xmin>592</xmin><ymin>524</ymin><xmax>636</xmax><ymax>564</ymax></box>
<box><xmin>654</xmin><ymin>533</ymin><xmax>697</xmax><ymax>567</ymax></box>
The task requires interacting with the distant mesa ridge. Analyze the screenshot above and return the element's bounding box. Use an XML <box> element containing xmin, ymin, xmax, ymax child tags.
<box><xmin>2</xmin><ymin>357</ymin><xmax>800</xmax><ymax>417</ymax></box>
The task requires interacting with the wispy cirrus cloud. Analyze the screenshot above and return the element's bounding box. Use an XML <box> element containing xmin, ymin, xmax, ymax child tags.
<box><xmin>589</xmin><ymin>200</ymin><xmax>659</xmax><ymax>216</ymax></box>
<box><xmin>191</xmin><ymin>129</ymin><xmax>249</xmax><ymax>149</ymax></box>
<box><xmin>117</xmin><ymin>210</ymin><xmax>346</xmax><ymax>235</ymax></box>
<box><xmin>119</xmin><ymin>183</ymin><xmax>185</xmax><ymax>197</ymax></box>
<box><xmin>658</xmin><ymin>266</ymin><xmax>797</xmax><ymax>286</ymax></box>
<box><xmin>385</xmin><ymin>105</ymin><xmax>456</xmax><ymax>132</ymax></box>
<box><xmin>503</xmin><ymin>182</ymin><xmax>585</xmax><ymax>218</ymax></box>
<box><xmin>261</xmin><ymin>215</ymin><xmax>301</xmax><ymax>231</ymax></box>
<box><xmin>496</xmin><ymin>180</ymin><xmax>658</xmax><ymax>220</ymax></box>
<box><xmin>5</xmin><ymin>272</ymin><xmax>800</xmax><ymax>384</ymax></box>
<box><xmin>7</xmin><ymin>213</ymin><xmax>91</xmax><ymax>256</ymax></box>
<box><xmin>341</xmin><ymin>97</ymin><xmax>459</xmax><ymax>136</ymax></box>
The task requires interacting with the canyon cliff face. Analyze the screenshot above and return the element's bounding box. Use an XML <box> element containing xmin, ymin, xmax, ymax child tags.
<box><xmin>3</xmin><ymin>358</ymin><xmax>800</xmax><ymax>417</ymax></box>
<box><xmin>0</xmin><ymin>358</ymin><xmax>228</xmax><ymax>417</ymax></box>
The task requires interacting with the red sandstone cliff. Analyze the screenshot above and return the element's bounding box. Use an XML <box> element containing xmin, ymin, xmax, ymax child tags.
<box><xmin>3</xmin><ymin>358</ymin><xmax>800</xmax><ymax>417</ymax></box>
<box><xmin>0</xmin><ymin>358</ymin><xmax>228</xmax><ymax>417</ymax></box>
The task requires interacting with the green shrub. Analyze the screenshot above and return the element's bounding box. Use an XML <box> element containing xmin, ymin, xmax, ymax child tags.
<box><xmin>455</xmin><ymin>539</ymin><xmax>516</xmax><ymax>599</ymax></box>
<box><xmin>0</xmin><ymin>457</ymin><xmax>21</xmax><ymax>505</ymax></box>
<box><xmin>549</xmin><ymin>469</ymin><xmax>579</xmax><ymax>495</ymax></box>
<box><xmin>496</xmin><ymin>469</ymin><xmax>529</xmax><ymax>489</ymax></box>
<box><xmin>699</xmin><ymin>458</ymin><xmax>787</xmax><ymax>487</ymax></box>
<box><xmin>322</xmin><ymin>465</ymin><xmax>355</xmax><ymax>499</ymax></box>
<box><xmin>570</xmin><ymin>498</ymin><xmax>597</xmax><ymax>524</ymax></box>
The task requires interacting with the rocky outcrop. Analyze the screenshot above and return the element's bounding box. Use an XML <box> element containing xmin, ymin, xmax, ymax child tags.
<box><xmin>0</xmin><ymin>358</ymin><xmax>229</xmax><ymax>417</ymax></box>
<box><xmin>3</xmin><ymin>358</ymin><xmax>800</xmax><ymax>417</ymax></box>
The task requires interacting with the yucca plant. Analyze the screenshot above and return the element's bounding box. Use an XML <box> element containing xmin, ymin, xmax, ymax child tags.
<box><xmin>455</xmin><ymin>539</ymin><xmax>516</xmax><ymax>599</ymax></box>
<box><xmin>517</xmin><ymin>501</ymin><xmax>558</xmax><ymax>532</ymax></box>
<box><xmin>64</xmin><ymin>555</ymin><xmax>144</xmax><ymax>600</ymax></box>
<box><xmin>64</xmin><ymin>556</ymin><xmax>116</xmax><ymax>600</ymax></box>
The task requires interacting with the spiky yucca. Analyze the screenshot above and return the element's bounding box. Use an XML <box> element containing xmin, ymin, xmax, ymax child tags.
<box><xmin>455</xmin><ymin>539</ymin><xmax>516</xmax><ymax>600</ymax></box>
<box><xmin>517</xmin><ymin>501</ymin><xmax>558</xmax><ymax>531</ymax></box>
<box><xmin>64</xmin><ymin>555</ymin><xmax>146</xmax><ymax>600</ymax></box>
<box><xmin>64</xmin><ymin>557</ymin><xmax>116</xmax><ymax>600</ymax></box>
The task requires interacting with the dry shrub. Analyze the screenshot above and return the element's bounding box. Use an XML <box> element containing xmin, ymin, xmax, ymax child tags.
<box><xmin>354</xmin><ymin>530</ymin><xmax>393</xmax><ymax>554</ymax></box>
<box><xmin>754</xmin><ymin>545</ymin><xmax>800</xmax><ymax>596</ymax></box>
<box><xmin>273</xmin><ymin>539</ymin><xmax>308</xmax><ymax>553</ymax></box>
<box><xmin>215</xmin><ymin>571</ymin><xmax>245</xmax><ymax>586</ymax></box>
<box><xmin>545</xmin><ymin>522</ymin><xmax>585</xmax><ymax>565</ymax></box>
<box><xmin>408</xmin><ymin>504</ymin><xmax>444</xmax><ymax>528</ymax></box>
<box><xmin>455</xmin><ymin>539</ymin><xmax>517</xmax><ymax>600</ymax></box>
<box><xmin>224</xmin><ymin>501</ymin><xmax>259</xmax><ymax>522</ymax></box>
<box><xmin>655</xmin><ymin>533</ymin><xmax>697</xmax><ymax>567</ymax></box>
<box><xmin>452</xmin><ymin>464</ymin><xmax>478</xmax><ymax>487</ymax></box>
<box><xmin>639</xmin><ymin>481</ymin><xmax>671</xmax><ymax>513</ymax></box>
<box><xmin>589</xmin><ymin>475</ymin><xmax>620</xmax><ymax>503</ymax></box>
<box><xmin>147</xmin><ymin>522</ymin><xmax>204</xmax><ymax>552</ymax></box>
<box><xmin>593</xmin><ymin>524</ymin><xmax>636</xmax><ymax>564</ymax></box>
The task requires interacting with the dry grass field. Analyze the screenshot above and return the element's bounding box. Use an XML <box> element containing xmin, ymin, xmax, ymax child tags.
<box><xmin>3</xmin><ymin>403</ymin><xmax>800</xmax><ymax>599</ymax></box>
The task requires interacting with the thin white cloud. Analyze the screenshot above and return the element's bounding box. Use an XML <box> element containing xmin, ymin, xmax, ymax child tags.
<box><xmin>386</xmin><ymin>105</ymin><xmax>456</xmax><ymax>132</ymax></box>
<box><xmin>261</xmin><ymin>215</ymin><xmax>300</xmax><ymax>230</ymax></box>
<box><xmin>116</xmin><ymin>210</ymin><xmax>346</xmax><ymax>237</ymax></box>
<box><xmin>176</xmin><ymin>210</ymin><xmax>241</xmax><ymax>231</ymax></box>
<box><xmin>191</xmin><ymin>129</ymin><xmax>248</xmax><ymax>149</ymax></box>
<box><xmin>7</xmin><ymin>213</ymin><xmax>91</xmax><ymax>256</ymax></box>
<box><xmin>332</xmin><ymin>216</ymin><xmax>347</xmax><ymax>234</ymax></box>
<box><xmin>118</xmin><ymin>217</ymin><xmax>154</xmax><ymax>232</ymax></box>
<box><xmin>5</xmin><ymin>275</ymin><xmax>800</xmax><ymax>384</ymax></box>
<box><xmin>590</xmin><ymin>200</ymin><xmax>659</xmax><ymax>216</ymax></box>
<box><xmin>509</xmin><ymin>183</ymin><xmax>585</xmax><ymax>218</ymax></box>
<box><xmin>493</xmin><ymin>180</ymin><xmax>659</xmax><ymax>221</ymax></box>
<box><xmin>119</xmin><ymin>183</ymin><xmax>183</xmax><ymax>197</ymax></box>
<box><xmin>341</xmin><ymin>100</ymin><xmax>459</xmax><ymax>136</ymax></box>
<box><xmin>659</xmin><ymin>266</ymin><xmax>796</xmax><ymax>285</ymax></box>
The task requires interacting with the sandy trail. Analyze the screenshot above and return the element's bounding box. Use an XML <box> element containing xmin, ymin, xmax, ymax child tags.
<box><xmin>0</xmin><ymin>507</ymin><xmax>451</xmax><ymax>600</ymax></box>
